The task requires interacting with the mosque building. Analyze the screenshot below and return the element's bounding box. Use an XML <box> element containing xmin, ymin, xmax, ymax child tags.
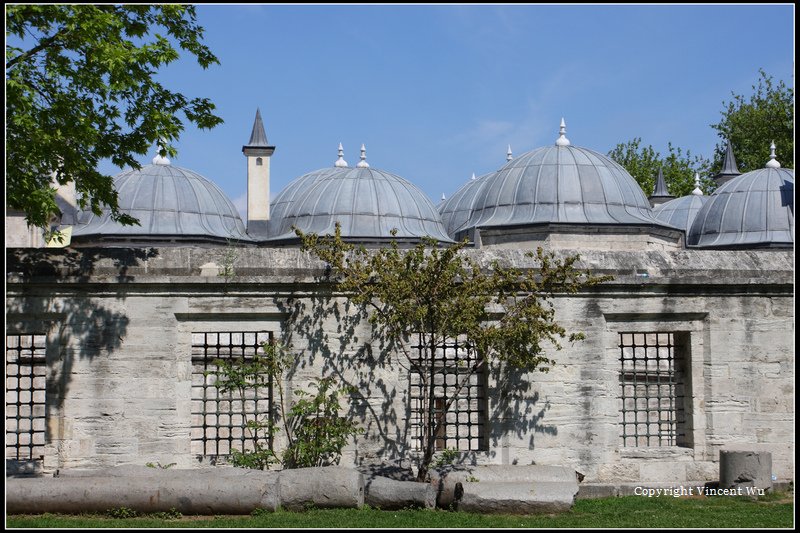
<box><xmin>5</xmin><ymin>111</ymin><xmax>794</xmax><ymax>487</ymax></box>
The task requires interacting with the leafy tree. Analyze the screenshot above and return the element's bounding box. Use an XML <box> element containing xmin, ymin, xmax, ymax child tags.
<box><xmin>710</xmin><ymin>69</ymin><xmax>794</xmax><ymax>172</ymax></box>
<box><xmin>608</xmin><ymin>138</ymin><xmax>713</xmax><ymax>198</ymax></box>
<box><xmin>6</xmin><ymin>5</ymin><xmax>223</xmax><ymax>230</ymax></box>
<box><xmin>298</xmin><ymin>225</ymin><xmax>610</xmax><ymax>482</ymax></box>
<box><xmin>208</xmin><ymin>342</ymin><xmax>360</xmax><ymax>470</ymax></box>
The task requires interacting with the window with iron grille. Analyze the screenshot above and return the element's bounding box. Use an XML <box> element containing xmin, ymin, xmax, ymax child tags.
<box><xmin>619</xmin><ymin>332</ymin><xmax>687</xmax><ymax>447</ymax></box>
<box><xmin>409</xmin><ymin>337</ymin><xmax>487</xmax><ymax>451</ymax></box>
<box><xmin>6</xmin><ymin>334</ymin><xmax>47</xmax><ymax>461</ymax></box>
<box><xmin>190</xmin><ymin>331</ymin><xmax>273</xmax><ymax>459</ymax></box>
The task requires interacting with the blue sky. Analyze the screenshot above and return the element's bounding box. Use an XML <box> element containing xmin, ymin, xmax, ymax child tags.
<box><xmin>108</xmin><ymin>4</ymin><xmax>794</xmax><ymax>218</ymax></box>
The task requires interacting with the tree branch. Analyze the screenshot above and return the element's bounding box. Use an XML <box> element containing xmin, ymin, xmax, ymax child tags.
<box><xmin>6</xmin><ymin>28</ymin><xmax>69</xmax><ymax>70</ymax></box>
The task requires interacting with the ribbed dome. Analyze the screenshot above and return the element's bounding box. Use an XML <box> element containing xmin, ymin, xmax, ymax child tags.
<box><xmin>687</xmin><ymin>167</ymin><xmax>794</xmax><ymax>248</ymax></box>
<box><xmin>460</xmin><ymin>144</ymin><xmax>668</xmax><ymax>231</ymax></box>
<box><xmin>266</xmin><ymin>166</ymin><xmax>452</xmax><ymax>242</ymax></box>
<box><xmin>72</xmin><ymin>163</ymin><xmax>251</xmax><ymax>243</ymax></box>
<box><xmin>438</xmin><ymin>172</ymin><xmax>494</xmax><ymax>237</ymax></box>
<box><xmin>653</xmin><ymin>194</ymin><xmax>710</xmax><ymax>233</ymax></box>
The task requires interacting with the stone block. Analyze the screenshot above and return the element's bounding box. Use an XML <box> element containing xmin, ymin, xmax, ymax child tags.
<box><xmin>642</xmin><ymin>461</ymin><xmax>687</xmax><ymax>482</ymax></box>
<box><xmin>7</xmin><ymin>471</ymin><xmax>280</xmax><ymax>514</ymax></box>
<box><xmin>278</xmin><ymin>467</ymin><xmax>364</xmax><ymax>510</ymax></box>
<box><xmin>576</xmin><ymin>484</ymin><xmax>618</xmax><ymax>499</ymax></box>
<box><xmin>456</xmin><ymin>481</ymin><xmax>577</xmax><ymax>514</ymax></box>
<box><xmin>596</xmin><ymin>462</ymin><xmax>640</xmax><ymax>482</ymax></box>
<box><xmin>719</xmin><ymin>450</ymin><xmax>772</xmax><ymax>492</ymax></box>
<box><xmin>364</xmin><ymin>476</ymin><xmax>435</xmax><ymax>509</ymax></box>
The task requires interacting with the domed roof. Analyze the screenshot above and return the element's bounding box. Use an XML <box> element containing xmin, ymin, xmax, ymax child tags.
<box><xmin>652</xmin><ymin>194</ymin><xmax>710</xmax><ymax>233</ymax></box>
<box><xmin>266</xmin><ymin>160</ymin><xmax>452</xmax><ymax>243</ymax></box>
<box><xmin>687</xmin><ymin>167</ymin><xmax>794</xmax><ymax>248</ymax></box>
<box><xmin>438</xmin><ymin>172</ymin><xmax>494</xmax><ymax>237</ymax></box>
<box><xmin>460</xmin><ymin>124</ymin><xmax>668</xmax><ymax>232</ymax></box>
<box><xmin>72</xmin><ymin>160</ymin><xmax>251</xmax><ymax>243</ymax></box>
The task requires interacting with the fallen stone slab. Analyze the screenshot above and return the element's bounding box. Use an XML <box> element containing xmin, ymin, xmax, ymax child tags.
<box><xmin>456</xmin><ymin>481</ymin><xmax>578</xmax><ymax>514</ymax></box>
<box><xmin>364</xmin><ymin>476</ymin><xmax>436</xmax><ymax>510</ymax></box>
<box><xmin>430</xmin><ymin>464</ymin><xmax>579</xmax><ymax>508</ymax></box>
<box><xmin>7</xmin><ymin>470</ymin><xmax>281</xmax><ymax>515</ymax></box>
<box><xmin>278</xmin><ymin>466</ymin><xmax>364</xmax><ymax>511</ymax></box>
<box><xmin>55</xmin><ymin>465</ymin><xmax>248</xmax><ymax>478</ymax></box>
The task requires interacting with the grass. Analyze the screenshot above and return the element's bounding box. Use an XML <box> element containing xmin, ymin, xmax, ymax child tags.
<box><xmin>6</xmin><ymin>491</ymin><xmax>794</xmax><ymax>529</ymax></box>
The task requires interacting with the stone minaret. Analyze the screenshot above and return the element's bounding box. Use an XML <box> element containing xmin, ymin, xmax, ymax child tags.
<box><xmin>242</xmin><ymin>108</ymin><xmax>275</xmax><ymax>236</ymax></box>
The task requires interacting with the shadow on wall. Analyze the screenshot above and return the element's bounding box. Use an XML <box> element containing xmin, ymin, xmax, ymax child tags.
<box><xmin>278</xmin><ymin>288</ymin><xmax>411</xmax><ymax>466</ymax></box>
<box><xmin>488</xmin><ymin>365</ymin><xmax>557</xmax><ymax>458</ymax></box>
<box><xmin>277</xmin><ymin>273</ymin><xmax>560</xmax><ymax>467</ymax></box>
<box><xmin>6</xmin><ymin>247</ymin><xmax>159</xmax><ymax>412</ymax></box>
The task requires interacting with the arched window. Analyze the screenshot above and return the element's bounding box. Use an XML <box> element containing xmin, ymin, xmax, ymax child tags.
<box><xmin>256</xmin><ymin>157</ymin><xmax>263</xmax><ymax>166</ymax></box>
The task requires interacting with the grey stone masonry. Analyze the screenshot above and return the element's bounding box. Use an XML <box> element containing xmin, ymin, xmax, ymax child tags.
<box><xmin>5</xmin><ymin>246</ymin><xmax>794</xmax><ymax>485</ymax></box>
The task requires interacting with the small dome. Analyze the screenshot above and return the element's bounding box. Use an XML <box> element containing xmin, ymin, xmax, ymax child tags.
<box><xmin>267</xmin><ymin>166</ymin><xmax>452</xmax><ymax>243</ymax></box>
<box><xmin>687</xmin><ymin>167</ymin><xmax>794</xmax><ymax>248</ymax></box>
<box><xmin>461</xmin><ymin>144</ymin><xmax>669</xmax><ymax>231</ymax></box>
<box><xmin>438</xmin><ymin>171</ymin><xmax>494</xmax><ymax>238</ymax></box>
<box><xmin>652</xmin><ymin>194</ymin><xmax>709</xmax><ymax>233</ymax></box>
<box><xmin>72</xmin><ymin>163</ymin><xmax>250</xmax><ymax>243</ymax></box>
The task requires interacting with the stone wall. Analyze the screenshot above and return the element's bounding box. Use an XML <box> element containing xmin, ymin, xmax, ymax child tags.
<box><xmin>5</xmin><ymin>247</ymin><xmax>794</xmax><ymax>482</ymax></box>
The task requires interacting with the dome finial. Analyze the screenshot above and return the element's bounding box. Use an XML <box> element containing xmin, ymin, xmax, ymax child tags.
<box><xmin>441</xmin><ymin>193</ymin><xmax>446</xmax><ymax>202</ymax></box>
<box><xmin>357</xmin><ymin>143</ymin><xmax>370</xmax><ymax>168</ymax></box>
<box><xmin>471</xmin><ymin>172</ymin><xmax>476</xmax><ymax>181</ymax></box>
<box><xmin>766</xmin><ymin>141</ymin><xmax>781</xmax><ymax>168</ymax></box>
<box><xmin>507</xmin><ymin>145</ymin><xmax>513</xmax><ymax>161</ymax></box>
<box><xmin>334</xmin><ymin>142</ymin><xmax>348</xmax><ymax>167</ymax></box>
<box><xmin>555</xmin><ymin>117</ymin><xmax>570</xmax><ymax>146</ymax></box>
<box><xmin>691</xmin><ymin>172</ymin><xmax>704</xmax><ymax>196</ymax></box>
<box><xmin>152</xmin><ymin>140</ymin><xmax>171</xmax><ymax>165</ymax></box>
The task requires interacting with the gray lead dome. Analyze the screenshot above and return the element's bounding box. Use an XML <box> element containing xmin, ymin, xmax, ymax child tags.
<box><xmin>653</xmin><ymin>195</ymin><xmax>709</xmax><ymax>233</ymax></box>
<box><xmin>687</xmin><ymin>167</ymin><xmax>794</xmax><ymax>248</ymax></box>
<box><xmin>72</xmin><ymin>164</ymin><xmax>251</xmax><ymax>243</ymax></box>
<box><xmin>266</xmin><ymin>166</ymin><xmax>452</xmax><ymax>242</ymax></box>
<box><xmin>459</xmin><ymin>145</ymin><xmax>669</xmax><ymax>232</ymax></box>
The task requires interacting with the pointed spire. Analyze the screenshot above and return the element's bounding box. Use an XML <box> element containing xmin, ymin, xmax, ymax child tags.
<box><xmin>555</xmin><ymin>118</ymin><xmax>570</xmax><ymax>146</ymax></box>
<box><xmin>766</xmin><ymin>141</ymin><xmax>781</xmax><ymax>168</ymax></box>
<box><xmin>471</xmin><ymin>172</ymin><xmax>476</xmax><ymax>181</ymax></box>
<box><xmin>356</xmin><ymin>144</ymin><xmax>369</xmax><ymax>168</ymax></box>
<box><xmin>334</xmin><ymin>142</ymin><xmax>348</xmax><ymax>167</ymax></box>
<box><xmin>247</xmin><ymin>108</ymin><xmax>270</xmax><ymax>147</ymax></box>
<box><xmin>652</xmin><ymin>167</ymin><xmax>671</xmax><ymax>196</ymax></box>
<box><xmin>721</xmin><ymin>139</ymin><xmax>740</xmax><ymax>175</ymax></box>
<box><xmin>441</xmin><ymin>193</ymin><xmax>446</xmax><ymax>202</ymax></box>
<box><xmin>713</xmin><ymin>139</ymin><xmax>740</xmax><ymax>186</ymax></box>
<box><xmin>648</xmin><ymin>167</ymin><xmax>674</xmax><ymax>207</ymax></box>
<box><xmin>507</xmin><ymin>145</ymin><xmax>513</xmax><ymax>161</ymax></box>
<box><xmin>691</xmin><ymin>172</ymin><xmax>704</xmax><ymax>196</ymax></box>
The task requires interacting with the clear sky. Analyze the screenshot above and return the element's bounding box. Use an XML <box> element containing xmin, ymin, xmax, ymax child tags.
<box><xmin>108</xmin><ymin>4</ymin><xmax>795</xmax><ymax>218</ymax></box>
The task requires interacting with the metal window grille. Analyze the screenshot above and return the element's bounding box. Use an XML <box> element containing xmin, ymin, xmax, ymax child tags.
<box><xmin>6</xmin><ymin>334</ymin><xmax>47</xmax><ymax>460</ymax></box>
<box><xmin>619</xmin><ymin>332</ymin><xmax>686</xmax><ymax>447</ymax></box>
<box><xmin>409</xmin><ymin>337</ymin><xmax>487</xmax><ymax>451</ymax></box>
<box><xmin>190</xmin><ymin>331</ymin><xmax>273</xmax><ymax>458</ymax></box>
